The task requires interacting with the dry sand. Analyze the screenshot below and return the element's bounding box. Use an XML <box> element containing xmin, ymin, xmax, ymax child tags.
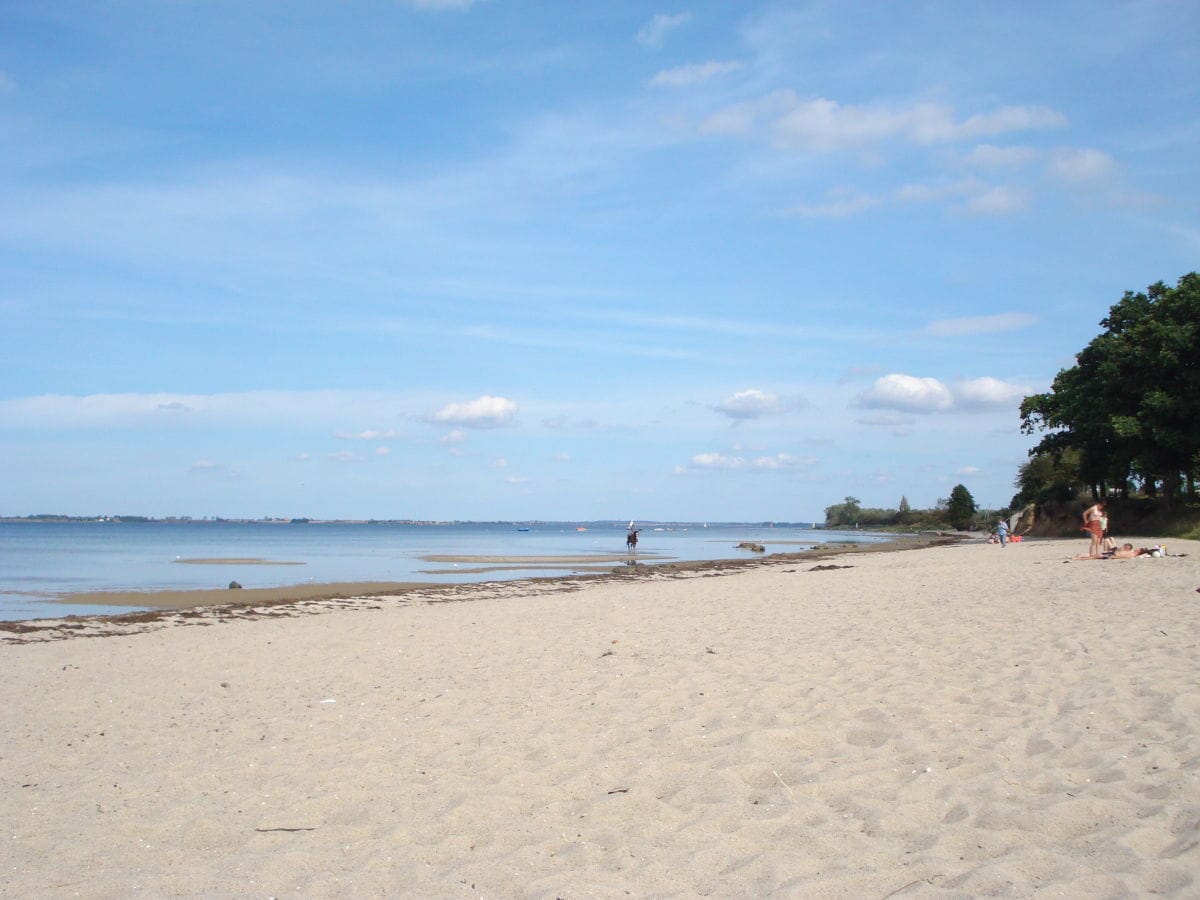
<box><xmin>2</xmin><ymin>537</ymin><xmax>1198</xmax><ymax>897</ymax></box>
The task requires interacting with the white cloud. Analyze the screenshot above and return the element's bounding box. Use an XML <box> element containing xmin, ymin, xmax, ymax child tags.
<box><xmin>489</xmin><ymin>457</ymin><xmax>508</xmax><ymax>468</ymax></box>
<box><xmin>690</xmin><ymin>452</ymin><xmax>746</xmax><ymax>470</ymax></box>
<box><xmin>427</xmin><ymin>395</ymin><xmax>518</xmax><ymax>428</ymax></box>
<box><xmin>957</xmin><ymin>466</ymin><xmax>981</xmax><ymax>475</ymax></box>
<box><xmin>334</xmin><ymin>429</ymin><xmax>400</xmax><ymax>440</ymax></box>
<box><xmin>856</xmin><ymin>374</ymin><xmax>954</xmax><ymax>413</ymax></box>
<box><xmin>682</xmin><ymin>450</ymin><xmax>815</xmax><ymax>472</ymax></box>
<box><xmin>713</xmin><ymin>93</ymin><xmax>1066</xmax><ymax>153</ymax></box>
<box><xmin>440</xmin><ymin>429</ymin><xmax>467</xmax><ymax>444</ymax></box>
<box><xmin>751</xmin><ymin>453</ymin><xmax>818</xmax><ymax>470</ymax></box>
<box><xmin>505</xmin><ymin>475</ymin><xmax>531</xmax><ymax>485</ymax></box>
<box><xmin>191</xmin><ymin>459</ymin><xmax>221</xmax><ymax>471</ymax></box>
<box><xmin>856</xmin><ymin>373</ymin><xmax>1030</xmax><ymax>414</ymax></box>
<box><xmin>328</xmin><ymin>450</ymin><xmax>361</xmax><ymax>462</ymax></box>
<box><xmin>650</xmin><ymin>61</ymin><xmax>743</xmax><ymax>88</ymax></box>
<box><xmin>637</xmin><ymin>12</ymin><xmax>691</xmax><ymax>47</ymax></box>
<box><xmin>712</xmin><ymin>388</ymin><xmax>804</xmax><ymax>420</ymax></box>
<box><xmin>923</xmin><ymin>312</ymin><xmax>1037</xmax><ymax>337</ymax></box>
<box><xmin>952</xmin><ymin>377</ymin><xmax>1030</xmax><ymax>409</ymax></box>
<box><xmin>375</xmin><ymin>446</ymin><xmax>391</xmax><ymax>456</ymax></box>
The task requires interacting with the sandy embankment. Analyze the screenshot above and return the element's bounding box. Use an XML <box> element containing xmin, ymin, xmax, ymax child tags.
<box><xmin>1</xmin><ymin>538</ymin><xmax>1198</xmax><ymax>896</ymax></box>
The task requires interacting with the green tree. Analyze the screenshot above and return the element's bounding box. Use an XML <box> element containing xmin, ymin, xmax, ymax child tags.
<box><xmin>824</xmin><ymin>496</ymin><xmax>862</xmax><ymax>527</ymax></box>
<box><xmin>1022</xmin><ymin>274</ymin><xmax>1200</xmax><ymax>503</ymax></box>
<box><xmin>1011</xmin><ymin>448</ymin><xmax>1086</xmax><ymax>508</ymax></box>
<box><xmin>947</xmin><ymin>484</ymin><xmax>977</xmax><ymax>530</ymax></box>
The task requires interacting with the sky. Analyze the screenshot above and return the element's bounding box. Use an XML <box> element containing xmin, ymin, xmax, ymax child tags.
<box><xmin>1</xmin><ymin>1</ymin><xmax>1198</xmax><ymax>522</ymax></box>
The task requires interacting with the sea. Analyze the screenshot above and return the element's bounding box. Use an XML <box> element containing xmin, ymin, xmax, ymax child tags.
<box><xmin>0</xmin><ymin>520</ymin><xmax>888</xmax><ymax>622</ymax></box>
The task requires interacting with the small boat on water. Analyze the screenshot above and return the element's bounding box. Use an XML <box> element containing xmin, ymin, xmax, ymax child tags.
<box><xmin>575</xmin><ymin>526</ymin><xmax>587</xmax><ymax>532</ymax></box>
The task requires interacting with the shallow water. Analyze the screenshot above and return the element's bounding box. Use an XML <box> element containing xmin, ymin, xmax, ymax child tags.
<box><xmin>0</xmin><ymin>520</ymin><xmax>887</xmax><ymax>620</ymax></box>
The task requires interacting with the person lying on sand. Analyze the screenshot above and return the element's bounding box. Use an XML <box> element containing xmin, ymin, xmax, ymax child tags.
<box><xmin>1073</xmin><ymin>543</ymin><xmax>1158</xmax><ymax>560</ymax></box>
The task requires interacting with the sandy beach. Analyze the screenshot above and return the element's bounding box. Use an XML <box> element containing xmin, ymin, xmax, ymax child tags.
<box><xmin>2</xmin><ymin>537</ymin><xmax>1198</xmax><ymax>897</ymax></box>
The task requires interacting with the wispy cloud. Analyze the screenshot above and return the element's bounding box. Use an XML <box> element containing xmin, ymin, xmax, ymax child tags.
<box><xmin>923</xmin><ymin>312</ymin><xmax>1037</xmax><ymax>337</ymax></box>
<box><xmin>650</xmin><ymin>61</ymin><xmax>743</xmax><ymax>88</ymax></box>
<box><xmin>401</xmin><ymin>0</ymin><xmax>477</xmax><ymax>10</ymax></box>
<box><xmin>637</xmin><ymin>12</ymin><xmax>692</xmax><ymax>48</ymax></box>
<box><xmin>965</xmin><ymin>185</ymin><xmax>1029</xmax><ymax>215</ymax></box>
<box><xmin>676</xmin><ymin>450</ymin><xmax>818</xmax><ymax>473</ymax></box>
<box><xmin>334</xmin><ymin>429</ymin><xmax>401</xmax><ymax>440</ymax></box>
<box><xmin>783</xmin><ymin>191</ymin><xmax>881</xmax><ymax>218</ymax></box>
<box><xmin>700</xmin><ymin>91</ymin><xmax>1066</xmax><ymax>151</ymax></box>
<box><xmin>0</xmin><ymin>390</ymin><xmax>414</xmax><ymax>430</ymax></box>
<box><xmin>1046</xmin><ymin>147</ymin><xmax>1118</xmax><ymax>183</ymax></box>
<box><xmin>960</xmin><ymin>144</ymin><xmax>1039</xmax><ymax>168</ymax></box>
<box><xmin>785</xmin><ymin>175</ymin><xmax>1033</xmax><ymax>218</ymax></box>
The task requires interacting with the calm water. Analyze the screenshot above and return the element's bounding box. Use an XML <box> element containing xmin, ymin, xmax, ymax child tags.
<box><xmin>0</xmin><ymin>520</ymin><xmax>887</xmax><ymax>621</ymax></box>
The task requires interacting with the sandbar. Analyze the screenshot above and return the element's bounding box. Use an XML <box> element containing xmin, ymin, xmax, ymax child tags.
<box><xmin>173</xmin><ymin>557</ymin><xmax>306</xmax><ymax>566</ymax></box>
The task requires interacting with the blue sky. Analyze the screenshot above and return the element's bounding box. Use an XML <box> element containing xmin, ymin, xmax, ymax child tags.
<box><xmin>1</xmin><ymin>1</ymin><xmax>1197</xmax><ymax>521</ymax></box>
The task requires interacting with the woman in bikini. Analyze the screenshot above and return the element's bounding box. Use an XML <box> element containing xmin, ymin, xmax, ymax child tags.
<box><xmin>1081</xmin><ymin>500</ymin><xmax>1106</xmax><ymax>558</ymax></box>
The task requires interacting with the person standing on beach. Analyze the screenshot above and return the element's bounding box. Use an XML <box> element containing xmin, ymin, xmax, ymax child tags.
<box><xmin>1082</xmin><ymin>500</ymin><xmax>1106</xmax><ymax>558</ymax></box>
<box><xmin>996</xmin><ymin>519</ymin><xmax>1009</xmax><ymax>547</ymax></box>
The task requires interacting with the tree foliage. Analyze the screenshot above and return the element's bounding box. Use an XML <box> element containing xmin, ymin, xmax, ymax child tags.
<box><xmin>823</xmin><ymin>496</ymin><xmax>862</xmax><ymax>526</ymax></box>
<box><xmin>822</xmin><ymin>489</ymin><xmax>993</xmax><ymax>531</ymax></box>
<box><xmin>947</xmin><ymin>484</ymin><xmax>977</xmax><ymax>530</ymax></box>
<box><xmin>1020</xmin><ymin>274</ymin><xmax>1200</xmax><ymax>502</ymax></box>
<box><xmin>1010</xmin><ymin>447</ymin><xmax>1086</xmax><ymax>509</ymax></box>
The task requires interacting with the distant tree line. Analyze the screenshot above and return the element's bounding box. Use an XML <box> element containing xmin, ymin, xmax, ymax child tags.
<box><xmin>824</xmin><ymin>485</ymin><xmax>983</xmax><ymax>531</ymax></box>
<box><xmin>1019</xmin><ymin>273</ymin><xmax>1199</xmax><ymax>507</ymax></box>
